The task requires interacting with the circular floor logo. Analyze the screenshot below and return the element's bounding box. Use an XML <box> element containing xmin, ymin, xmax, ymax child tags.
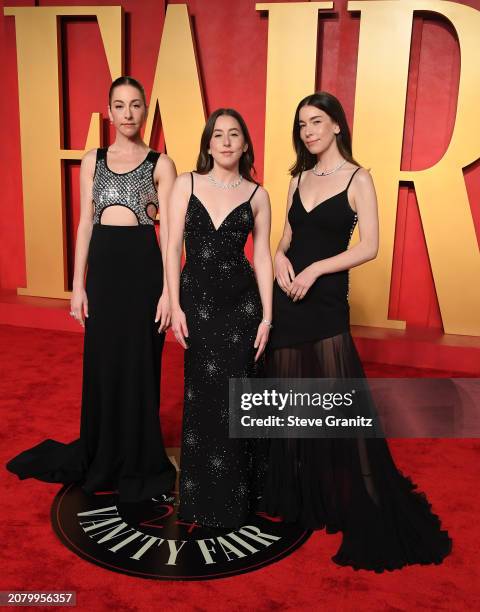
<box><xmin>51</xmin><ymin>484</ymin><xmax>311</xmax><ymax>580</ymax></box>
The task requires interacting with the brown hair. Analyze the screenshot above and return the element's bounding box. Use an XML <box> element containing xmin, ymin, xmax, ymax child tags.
<box><xmin>108</xmin><ymin>76</ymin><xmax>147</xmax><ymax>107</ymax></box>
<box><xmin>196</xmin><ymin>108</ymin><xmax>256</xmax><ymax>182</ymax></box>
<box><xmin>290</xmin><ymin>92</ymin><xmax>360</xmax><ymax>176</ymax></box>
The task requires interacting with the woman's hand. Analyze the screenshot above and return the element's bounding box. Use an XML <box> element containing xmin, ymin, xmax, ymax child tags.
<box><xmin>288</xmin><ymin>265</ymin><xmax>318</xmax><ymax>302</ymax></box>
<box><xmin>155</xmin><ymin>291</ymin><xmax>171</xmax><ymax>333</ymax></box>
<box><xmin>70</xmin><ymin>286</ymin><xmax>88</xmax><ymax>327</ymax></box>
<box><xmin>274</xmin><ymin>251</ymin><xmax>295</xmax><ymax>293</ymax></box>
<box><xmin>171</xmin><ymin>307</ymin><xmax>189</xmax><ymax>349</ymax></box>
<box><xmin>254</xmin><ymin>320</ymin><xmax>271</xmax><ymax>361</ymax></box>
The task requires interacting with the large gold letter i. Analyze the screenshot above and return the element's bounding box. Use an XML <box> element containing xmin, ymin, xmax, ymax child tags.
<box><xmin>256</xmin><ymin>2</ymin><xmax>333</xmax><ymax>252</ymax></box>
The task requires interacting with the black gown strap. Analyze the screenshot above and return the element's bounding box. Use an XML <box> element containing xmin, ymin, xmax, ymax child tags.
<box><xmin>190</xmin><ymin>171</ymin><xmax>194</xmax><ymax>195</ymax></box>
<box><xmin>96</xmin><ymin>147</ymin><xmax>107</xmax><ymax>162</ymax></box>
<box><xmin>93</xmin><ymin>148</ymin><xmax>107</xmax><ymax>179</ymax></box>
<box><xmin>346</xmin><ymin>166</ymin><xmax>361</xmax><ymax>190</ymax></box>
<box><xmin>147</xmin><ymin>150</ymin><xmax>161</xmax><ymax>187</ymax></box>
<box><xmin>297</xmin><ymin>170</ymin><xmax>303</xmax><ymax>188</ymax></box>
<box><xmin>147</xmin><ymin>150</ymin><xmax>161</xmax><ymax>164</ymax></box>
<box><xmin>248</xmin><ymin>183</ymin><xmax>260</xmax><ymax>202</ymax></box>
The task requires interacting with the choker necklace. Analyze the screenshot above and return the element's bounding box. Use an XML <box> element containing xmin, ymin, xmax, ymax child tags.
<box><xmin>313</xmin><ymin>158</ymin><xmax>347</xmax><ymax>176</ymax></box>
<box><xmin>208</xmin><ymin>170</ymin><xmax>243</xmax><ymax>189</ymax></box>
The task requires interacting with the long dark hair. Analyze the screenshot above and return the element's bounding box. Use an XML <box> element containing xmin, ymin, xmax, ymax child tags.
<box><xmin>196</xmin><ymin>108</ymin><xmax>256</xmax><ymax>182</ymax></box>
<box><xmin>109</xmin><ymin>76</ymin><xmax>147</xmax><ymax>107</ymax></box>
<box><xmin>290</xmin><ymin>92</ymin><xmax>360</xmax><ymax>176</ymax></box>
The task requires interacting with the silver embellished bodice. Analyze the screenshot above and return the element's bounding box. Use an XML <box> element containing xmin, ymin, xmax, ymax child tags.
<box><xmin>92</xmin><ymin>148</ymin><xmax>161</xmax><ymax>225</ymax></box>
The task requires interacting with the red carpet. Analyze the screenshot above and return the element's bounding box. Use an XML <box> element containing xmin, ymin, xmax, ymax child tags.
<box><xmin>1</xmin><ymin>324</ymin><xmax>479</xmax><ymax>611</ymax></box>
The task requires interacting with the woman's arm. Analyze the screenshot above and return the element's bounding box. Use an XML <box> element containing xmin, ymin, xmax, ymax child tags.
<box><xmin>70</xmin><ymin>149</ymin><xmax>96</xmax><ymax>326</ymax></box>
<box><xmin>154</xmin><ymin>154</ymin><xmax>177</xmax><ymax>331</ymax></box>
<box><xmin>166</xmin><ymin>173</ymin><xmax>190</xmax><ymax>348</ymax></box>
<box><xmin>275</xmin><ymin>177</ymin><xmax>297</xmax><ymax>293</ymax></box>
<box><xmin>288</xmin><ymin>168</ymin><xmax>379</xmax><ymax>302</ymax></box>
<box><xmin>251</xmin><ymin>187</ymin><xmax>273</xmax><ymax>361</ymax></box>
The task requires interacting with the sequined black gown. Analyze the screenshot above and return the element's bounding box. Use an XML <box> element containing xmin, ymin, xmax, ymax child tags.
<box><xmin>261</xmin><ymin>168</ymin><xmax>452</xmax><ymax>571</ymax></box>
<box><xmin>6</xmin><ymin>148</ymin><xmax>176</xmax><ymax>502</ymax></box>
<box><xmin>179</xmin><ymin>172</ymin><xmax>264</xmax><ymax>529</ymax></box>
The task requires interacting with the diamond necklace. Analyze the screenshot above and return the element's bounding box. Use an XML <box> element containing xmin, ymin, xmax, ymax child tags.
<box><xmin>312</xmin><ymin>158</ymin><xmax>347</xmax><ymax>176</ymax></box>
<box><xmin>208</xmin><ymin>170</ymin><xmax>243</xmax><ymax>189</ymax></box>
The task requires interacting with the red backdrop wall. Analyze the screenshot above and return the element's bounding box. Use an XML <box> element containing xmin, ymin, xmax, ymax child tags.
<box><xmin>1</xmin><ymin>0</ymin><xmax>479</xmax><ymax>334</ymax></box>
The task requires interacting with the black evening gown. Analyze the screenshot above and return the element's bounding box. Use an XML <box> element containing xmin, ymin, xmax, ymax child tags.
<box><xmin>6</xmin><ymin>148</ymin><xmax>176</xmax><ymax>503</ymax></box>
<box><xmin>178</xmin><ymin>172</ymin><xmax>265</xmax><ymax>529</ymax></box>
<box><xmin>261</xmin><ymin>167</ymin><xmax>452</xmax><ymax>571</ymax></box>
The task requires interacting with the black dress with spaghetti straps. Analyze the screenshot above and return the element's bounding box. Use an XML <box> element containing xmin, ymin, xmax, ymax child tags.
<box><xmin>261</xmin><ymin>167</ymin><xmax>452</xmax><ymax>571</ymax></box>
<box><xmin>270</xmin><ymin>167</ymin><xmax>359</xmax><ymax>349</ymax></box>
<box><xmin>178</xmin><ymin>172</ymin><xmax>265</xmax><ymax>529</ymax></box>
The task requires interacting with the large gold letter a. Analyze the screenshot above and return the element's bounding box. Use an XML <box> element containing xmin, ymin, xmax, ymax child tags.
<box><xmin>4</xmin><ymin>6</ymin><xmax>122</xmax><ymax>298</ymax></box>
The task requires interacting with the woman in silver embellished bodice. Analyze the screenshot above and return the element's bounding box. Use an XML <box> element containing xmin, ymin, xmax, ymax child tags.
<box><xmin>91</xmin><ymin>147</ymin><xmax>162</xmax><ymax>225</ymax></box>
<box><xmin>7</xmin><ymin>77</ymin><xmax>177</xmax><ymax>503</ymax></box>
<box><xmin>167</xmin><ymin>109</ymin><xmax>273</xmax><ymax>528</ymax></box>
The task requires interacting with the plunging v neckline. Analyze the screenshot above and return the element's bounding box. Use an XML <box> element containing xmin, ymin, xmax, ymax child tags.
<box><xmin>190</xmin><ymin>194</ymin><xmax>251</xmax><ymax>232</ymax></box>
<box><xmin>296</xmin><ymin>186</ymin><xmax>348</xmax><ymax>214</ymax></box>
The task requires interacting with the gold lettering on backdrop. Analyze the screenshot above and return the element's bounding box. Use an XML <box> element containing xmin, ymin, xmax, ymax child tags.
<box><xmin>5</xmin><ymin>2</ymin><xmax>480</xmax><ymax>335</ymax></box>
<box><xmin>256</xmin><ymin>2</ymin><xmax>334</xmax><ymax>254</ymax></box>
<box><xmin>4</xmin><ymin>6</ymin><xmax>123</xmax><ymax>298</ymax></box>
<box><xmin>349</xmin><ymin>0</ymin><xmax>480</xmax><ymax>335</ymax></box>
<box><xmin>144</xmin><ymin>4</ymin><xmax>205</xmax><ymax>173</ymax></box>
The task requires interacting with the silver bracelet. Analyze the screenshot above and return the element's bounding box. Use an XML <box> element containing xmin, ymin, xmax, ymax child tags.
<box><xmin>261</xmin><ymin>318</ymin><xmax>273</xmax><ymax>328</ymax></box>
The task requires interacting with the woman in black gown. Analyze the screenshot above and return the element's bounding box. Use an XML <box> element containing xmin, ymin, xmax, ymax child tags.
<box><xmin>261</xmin><ymin>92</ymin><xmax>452</xmax><ymax>571</ymax></box>
<box><xmin>167</xmin><ymin>108</ymin><xmax>273</xmax><ymax>529</ymax></box>
<box><xmin>6</xmin><ymin>77</ymin><xmax>176</xmax><ymax>502</ymax></box>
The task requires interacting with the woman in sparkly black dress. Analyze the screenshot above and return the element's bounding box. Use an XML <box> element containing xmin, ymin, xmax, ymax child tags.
<box><xmin>167</xmin><ymin>109</ymin><xmax>273</xmax><ymax>529</ymax></box>
<box><xmin>261</xmin><ymin>92</ymin><xmax>452</xmax><ymax>571</ymax></box>
<box><xmin>6</xmin><ymin>77</ymin><xmax>176</xmax><ymax>502</ymax></box>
